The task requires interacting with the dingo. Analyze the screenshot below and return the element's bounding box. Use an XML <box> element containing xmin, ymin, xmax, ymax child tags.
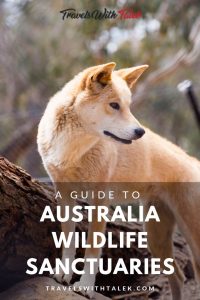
<box><xmin>37</xmin><ymin>62</ymin><xmax>200</xmax><ymax>299</ymax></box>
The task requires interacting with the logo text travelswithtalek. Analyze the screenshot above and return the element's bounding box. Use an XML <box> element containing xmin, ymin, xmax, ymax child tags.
<box><xmin>60</xmin><ymin>8</ymin><xmax>142</xmax><ymax>20</ymax></box>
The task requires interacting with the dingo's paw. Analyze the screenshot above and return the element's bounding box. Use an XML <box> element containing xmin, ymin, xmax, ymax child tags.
<box><xmin>73</xmin><ymin>276</ymin><xmax>95</xmax><ymax>299</ymax></box>
<box><xmin>62</xmin><ymin>273</ymin><xmax>73</xmax><ymax>285</ymax></box>
<box><xmin>52</xmin><ymin>268</ymin><xmax>72</xmax><ymax>285</ymax></box>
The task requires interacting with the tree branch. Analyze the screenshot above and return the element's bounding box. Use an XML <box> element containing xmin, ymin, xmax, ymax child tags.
<box><xmin>132</xmin><ymin>16</ymin><xmax>200</xmax><ymax>107</ymax></box>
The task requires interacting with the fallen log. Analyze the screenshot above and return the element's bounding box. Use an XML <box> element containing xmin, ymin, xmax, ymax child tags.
<box><xmin>0</xmin><ymin>157</ymin><xmax>60</xmax><ymax>291</ymax></box>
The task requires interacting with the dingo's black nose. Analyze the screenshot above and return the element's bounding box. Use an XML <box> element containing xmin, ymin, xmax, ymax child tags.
<box><xmin>134</xmin><ymin>128</ymin><xmax>145</xmax><ymax>138</ymax></box>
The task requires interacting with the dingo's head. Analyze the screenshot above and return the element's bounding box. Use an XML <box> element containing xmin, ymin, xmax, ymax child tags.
<box><xmin>74</xmin><ymin>62</ymin><xmax>148</xmax><ymax>144</ymax></box>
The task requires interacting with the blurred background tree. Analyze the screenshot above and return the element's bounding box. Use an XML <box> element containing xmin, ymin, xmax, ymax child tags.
<box><xmin>0</xmin><ymin>0</ymin><xmax>200</xmax><ymax>177</ymax></box>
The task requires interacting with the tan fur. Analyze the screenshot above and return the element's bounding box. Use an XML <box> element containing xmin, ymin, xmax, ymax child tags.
<box><xmin>37</xmin><ymin>62</ymin><xmax>200</xmax><ymax>299</ymax></box>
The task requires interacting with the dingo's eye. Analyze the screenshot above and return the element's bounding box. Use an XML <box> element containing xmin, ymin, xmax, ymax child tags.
<box><xmin>109</xmin><ymin>102</ymin><xmax>120</xmax><ymax>110</ymax></box>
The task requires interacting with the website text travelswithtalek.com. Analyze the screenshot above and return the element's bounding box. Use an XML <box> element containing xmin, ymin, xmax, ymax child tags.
<box><xmin>25</xmin><ymin>189</ymin><xmax>175</xmax><ymax>276</ymax></box>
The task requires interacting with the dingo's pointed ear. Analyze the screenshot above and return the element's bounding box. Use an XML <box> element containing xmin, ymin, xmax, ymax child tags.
<box><xmin>116</xmin><ymin>65</ymin><xmax>149</xmax><ymax>88</ymax></box>
<box><xmin>87</xmin><ymin>62</ymin><xmax>116</xmax><ymax>89</ymax></box>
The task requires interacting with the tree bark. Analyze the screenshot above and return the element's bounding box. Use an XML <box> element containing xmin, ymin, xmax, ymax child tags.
<box><xmin>0</xmin><ymin>157</ymin><xmax>60</xmax><ymax>291</ymax></box>
<box><xmin>0</xmin><ymin>157</ymin><xmax>195</xmax><ymax>299</ymax></box>
<box><xmin>0</xmin><ymin>157</ymin><xmax>146</xmax><ymax>293</ymax></box>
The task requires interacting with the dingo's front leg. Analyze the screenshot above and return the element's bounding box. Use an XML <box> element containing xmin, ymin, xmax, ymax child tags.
<box><xmin>54</xmin><ymin>218</ymin><xmax>75</xmax><ymax>285</ymax></box>
<box><xmin>53</xmin><ymin>184</ymin><xmax>75</xmax><ymax>285</ymax></box>
<box><xmin>74</xmin><ymin>201</ymin><xmax>108</xmax><ymax>299</ymax></box>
